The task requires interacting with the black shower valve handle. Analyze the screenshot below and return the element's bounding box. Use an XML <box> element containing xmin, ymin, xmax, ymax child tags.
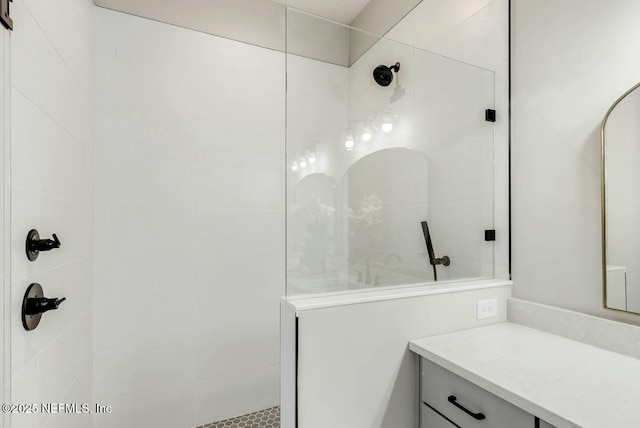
<box><xmin>25</xmin><ymin>296</ymin><xmax>66</xmax><ymax>316</ymax></box>
<box><xmin>32</xmin><ymin>233</ymin><xmax>61</xmax><ymax>251</ymax></box>
<box><xmin>26</xmin><ymin>229</ymin><xmax>62</xmax><ymax>261</ymax></box>
<box><xmin>22</xmin><ymin>283</ymin><xmax>66</xmax><ymax>331</ymax></box>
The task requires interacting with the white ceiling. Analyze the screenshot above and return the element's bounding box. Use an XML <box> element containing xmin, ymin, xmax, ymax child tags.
<box><xmin>273</xmin><ymin>0</ymin><xmax>372</xmax><ymax>24</ymax></box>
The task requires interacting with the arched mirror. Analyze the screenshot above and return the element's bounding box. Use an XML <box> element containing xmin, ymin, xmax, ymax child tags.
<box><xmin>602</xmin><ymin>81</ymin><xmax>640</xmax><ymax>314</ymax></box>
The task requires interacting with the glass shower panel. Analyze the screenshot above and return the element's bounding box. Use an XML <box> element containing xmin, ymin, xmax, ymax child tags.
<box><xmin>286</xmin><ymin>9</ymin><xmax>495</xmax><ymax>298</ymax></box>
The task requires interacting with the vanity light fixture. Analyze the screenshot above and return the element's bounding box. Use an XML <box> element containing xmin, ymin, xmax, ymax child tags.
<box><xmin>291</xmin><ymin>161</ymin><xmax>299</xmax><ymax>172</ymax></box>
<box><xmin>299</xmin><ymin>157</ymin><xmax>307</xmax><ymax>168</ymax></box>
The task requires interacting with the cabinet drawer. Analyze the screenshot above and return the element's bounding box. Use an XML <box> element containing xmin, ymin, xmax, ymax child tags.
<box><xmin>421</xmin><ymin>358</ymin><xmax>534</xmax><ymax>428</ymax></box>
<box><xmin>422</xmin><ymin>403</ymin><xmax>458</xmax><ymax>428</ymax></box>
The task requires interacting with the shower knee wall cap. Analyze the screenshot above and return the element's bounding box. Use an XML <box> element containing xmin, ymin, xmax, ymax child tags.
<box><xmin>373</xmin><ymin>62</ymin><xmax>400</xmax><ymax>87</ymax></box>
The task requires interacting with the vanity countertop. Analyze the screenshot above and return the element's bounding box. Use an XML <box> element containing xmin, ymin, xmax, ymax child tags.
<box><xmin>409</xmin><ymin>322</ymin><xmax>640</xmax><ymax>428</ymax></box>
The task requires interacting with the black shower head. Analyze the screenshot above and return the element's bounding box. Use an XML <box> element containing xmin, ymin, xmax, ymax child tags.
<box><xmin>373</xmin><ymin>62</ymin><xmax>400</xmax><ymax>87</ymax></box>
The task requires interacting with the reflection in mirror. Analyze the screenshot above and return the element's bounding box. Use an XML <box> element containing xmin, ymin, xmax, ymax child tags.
<box><xmin>602</xmin><ymin>81</ymin><xmax>640</xmax><ymax>314</ymax></box>
<box><xmin>344</xmin><ymin>148</ymin><xmax>430</xmax><ymax>287</ymax></box>
<box><xmin>288</xmin><ymin>173</ymin><xmax>337</xmax><ymax>294</ymax></box>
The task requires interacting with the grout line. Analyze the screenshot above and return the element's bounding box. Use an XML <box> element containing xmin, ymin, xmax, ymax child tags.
<box><xmin>19</xmin><ymin>0</ymin><xmax>96</xmax><ymax>104</ymax></box>
<box><xmin>10</xmin><ymin>85</ymin><xmax>90</xmax><ymax>151</ymax></box>
<box><xmin>11</xmin><ymin>257</ymin><xmax>91</xmax><ymax>284</ymax></box>
<box><xmin>11</xmin><ymin>181</ymin><xmax>89</xmax><ymax>203</ymax></box>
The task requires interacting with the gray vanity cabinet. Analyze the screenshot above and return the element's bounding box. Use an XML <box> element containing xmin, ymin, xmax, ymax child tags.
<box><xmin>420</xmin><ymin>358</ymin><xmax>555</xmax><ymax>428</ymax></box>
<box><xmin>421</xmin><ymin>404</ymin><xmax>458</xmax><ymax>427</ymax></box>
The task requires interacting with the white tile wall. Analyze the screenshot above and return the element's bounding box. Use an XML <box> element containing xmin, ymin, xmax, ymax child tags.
<box><xmin>94</xmin><ymin>8</ymin><xmax>285</xmax><ymax>427</ymax></box>
<box><xmin>9</xmin><ymin>1</ymin><xmax>95</xmax><ymax>428</ymax></box>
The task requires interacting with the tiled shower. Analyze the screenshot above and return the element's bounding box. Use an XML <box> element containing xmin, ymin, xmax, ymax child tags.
<box><xmin>4</xmin><ymin>0</ymin><xmax>509</xmax><ymax>427</ymax></box>
<box><xmin>93</xmin><ymin>9</ymin><xmax>284</xmax><ymax>426</ymax></box>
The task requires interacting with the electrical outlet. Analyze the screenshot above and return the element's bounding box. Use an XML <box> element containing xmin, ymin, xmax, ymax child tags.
<box><xmin>477</xmin><ymin>298</ymin><xmax>497</xmax><ymax>320</ymax></box>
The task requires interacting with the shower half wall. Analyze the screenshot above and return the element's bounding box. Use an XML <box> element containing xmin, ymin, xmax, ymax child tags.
<box><xmin>94</xmin><ymin>9</ymin><xmax>284</xmax><ymax>428</ymax></box>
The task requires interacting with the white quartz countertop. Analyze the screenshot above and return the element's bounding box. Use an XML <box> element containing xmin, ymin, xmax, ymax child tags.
<box><xmin>409</xmin><ymin>322</ymin><xmax>640</xmax><ymax>428</ymax></box>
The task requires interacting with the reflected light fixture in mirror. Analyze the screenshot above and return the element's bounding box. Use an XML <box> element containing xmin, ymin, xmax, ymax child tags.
<box><xmin>380</xmin><ymin>111</ymin><xmax>394</xmax><ymax>133</ymax></box>
<box><xmin>361</xmin><ymin>128</ymin><xmax>372</xmax><ymax>142</ymax></box>
<box><xmin>299</xmin><ymin>157</ymin><xmax>307</xmax><ymax>168</ymax></box>
<box><xmin>344</xmin><ymin>131</ymin><xmax>355</xmax><ymax>150</ymax></box>
<box><xmin>361</xmin><ymin>119</ymin><xmax>374</xmax><ymax>142</ymax></box>
<box><xmin>307</xmin><ymin>151</ymin><xmax>317</xmax><ymax>164</ymax></box>
<box><xmin>291</xmin><ymin>161</ymin><xmax>299</xmax><ymax>172</ymax></box>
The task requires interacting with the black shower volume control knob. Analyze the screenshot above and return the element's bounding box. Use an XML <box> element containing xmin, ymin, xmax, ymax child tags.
<box><xmin>26</xmin><ymin>229</ymin><xmax>62</xmax><ymax>261</ymax></box>
<box><xmin>21</xmin><ymin>283</ymin><xmax>66</xmax><ymax>331</ymax></box>
<box><xmin>25</xmin><ymin>297</ymin><xmax>66</xmax><ymax>315</ymax></box>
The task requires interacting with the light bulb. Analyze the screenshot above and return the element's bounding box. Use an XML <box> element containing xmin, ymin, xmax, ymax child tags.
<box><xmin>299</xmin><ymin>157</ymin><xmax>307</xmax><ymax>168</ymax></box>
<box><xmin>291</xmin><ymin>161</ymin><xmax>299</xmax><ymax>171</ymax></box>
<box><xmin>307</xmin><ymin>152</ymin><xmax>317</xmax><ymax>164</ymax></box>
<box><xmin>361</xmin><ymin>129</ymin><xmax>372</xmax><ymax>142</ymax></box>
<box><xmin>344</xmin><ymin>133</ymin><xmax>355</xmax><ymax>151</ymax></box>
<box><xmin>380</xmin><ymin>111</ymin><xmax>395</xmax><ymax>133</ymax></box>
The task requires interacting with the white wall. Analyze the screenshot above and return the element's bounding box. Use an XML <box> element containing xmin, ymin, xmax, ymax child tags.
<box><xmin>292</xmin><ymin>283</ymin><xmax>512</xmax><ymax>428</ymax></box>
<box><xmin>9</xmin><ymin>1</ymin><xmax>95</xmax><ymax>428</ymax></box>
<box><xmin>511</xmin><ymin>0</ymin><xmax>640</xmax><ymax>323</ymax></box>
<box><xmin>94</xmin><ymin>8</ymin><xmax>285</xmax><ymax>427</ymax></box>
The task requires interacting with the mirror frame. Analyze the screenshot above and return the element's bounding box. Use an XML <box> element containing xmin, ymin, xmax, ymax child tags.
<box><xmin>601</xmin><ymin>80</ymin><xmax>640</xmax><ymax>313</ymax></box>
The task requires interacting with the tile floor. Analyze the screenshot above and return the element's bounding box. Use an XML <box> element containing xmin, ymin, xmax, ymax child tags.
<box><xmin>196</xmin><ymin>406</ymin><xmax>280</xmax><ymax>428</ymax></box>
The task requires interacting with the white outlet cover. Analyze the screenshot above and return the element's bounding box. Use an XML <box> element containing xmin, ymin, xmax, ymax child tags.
<box><xmin>477</xmin><ymin>298</ymin><xmax>498</xmax><ymax>320</ymax></box>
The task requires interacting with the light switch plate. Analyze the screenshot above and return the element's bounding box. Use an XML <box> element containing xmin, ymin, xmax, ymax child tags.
<box><xmin>477</xmin><ymin>298</ymin><xmax>497</xmax><ymax>320</ymax></box>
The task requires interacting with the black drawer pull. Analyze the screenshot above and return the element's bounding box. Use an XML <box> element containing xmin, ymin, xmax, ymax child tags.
<box><xmin>448</xmin><ymin>395</ymin><xmax>486</xmax><ymax>420</ymax></box>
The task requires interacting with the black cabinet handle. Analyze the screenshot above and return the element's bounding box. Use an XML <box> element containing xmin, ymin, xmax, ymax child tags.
<box><xmin>448</xmin><ymin>395</ymin><xmax>486</xmax><ymax>420</ymax></box>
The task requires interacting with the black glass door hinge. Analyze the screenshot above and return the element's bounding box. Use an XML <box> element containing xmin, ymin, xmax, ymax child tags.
<box><xmin>485</xmin><ymin>109</ymin><xmax>496</xmax><ymax>122</ymax></box>
<box><xmin>484</xmin><ymin>229</ymin><xmax>496</xmax><ymax>241</ymax></box>
<box><xmin>1</xmin><ymin>0</ymin><xmax>12</xmax><ymax>30</ymax></box>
